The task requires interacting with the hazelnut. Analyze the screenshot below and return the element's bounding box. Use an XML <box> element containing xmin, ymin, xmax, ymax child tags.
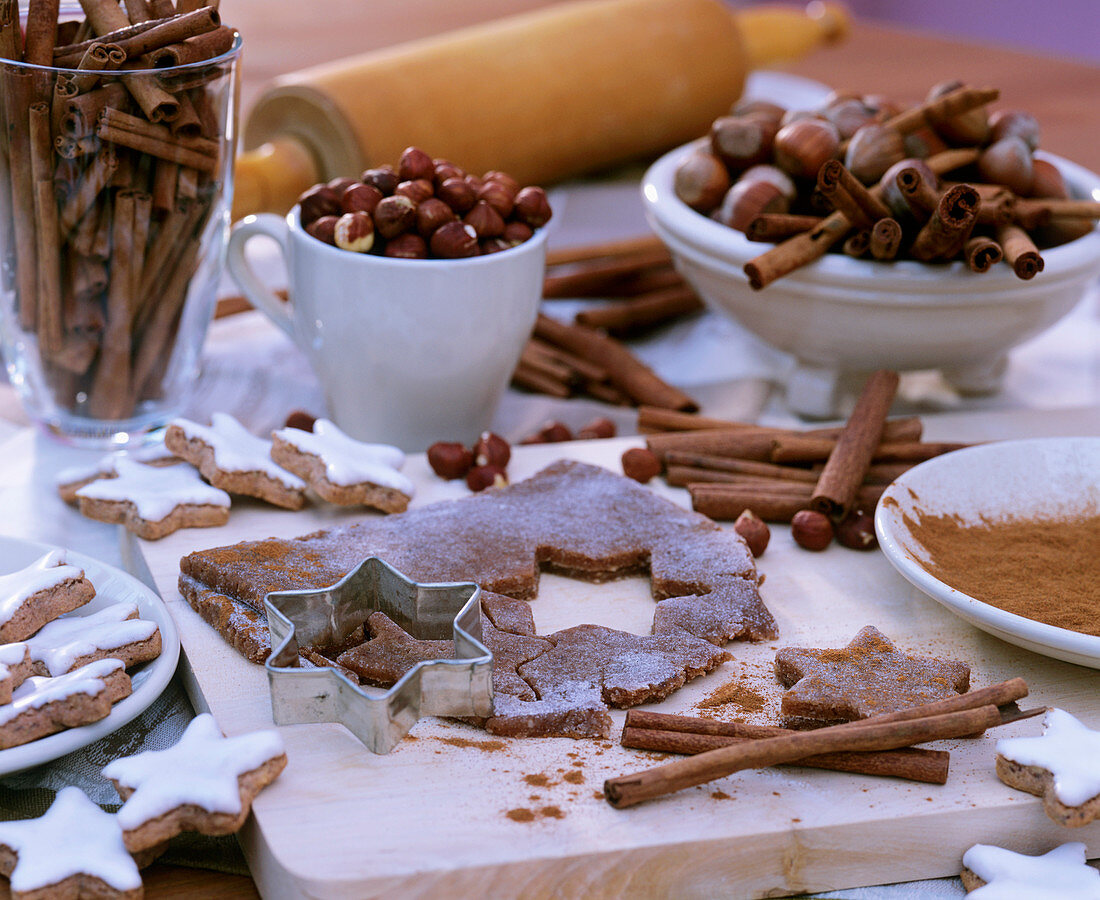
<box><xmin>341</xmin><ymin>182</ymin><xmax>383</xmax><ymax>216</ymax></box>
<box><xmin>372</xmin><ymin>195</ymin><xmax>418</xmax><ymax>239</ymax></box>
<box><xmin>430</xmin><ymin>221</ymin><xmax>479</xmax><ymax>258</ymax></box>
<box><xmin>360</xmin><ymin>165</ymin><xmax>398</xmax><ymax>195</ymax></box>
<box><xmin>473</xmin><ymin>431</ymin><xmax>511</xmax><ymax>468</ymax></box>
<box><xmin>773</xmin><ymin>118</ymin><xmax>841</xmax><ymax>180</ymax></box>
<box><xmin>477</xmin><ymin>180</ymin><xmax>516</xmax><ymax>217</ymax></box>
<box><xmin>730</xmin><ymin>98</ymin><xmax>785</xmax><ymax>124</ymax></box>
<box><xmin>466</xmin><ymin>464</ymin><xmax>508</xmax><ymax>492</ymax></box>
<box><xmin>821</xmin><ymin>97</ymin><xmax>875</xmax><ymax>140</ymax></box>
<box><xmin>844</xmin><ymin>122</ymin><xmax>906</xmax><ymax>184</ymax></box>
<box><xmin>479</xmin><ymin>237</ymin><xmax>511</xmax><ymax>254</ymax></box>
<box><xmin>283</xmin><ymin>409</ymin><xmax>316</xmax><ymax>431</ymax></box>
<box><xmin>305</xmin><ymin>214</ymin><xmax>338</xmax><ymax>246</ymax></box>
<box><xmin>483</xmin><ymin>170</ymin><xmax>520</xmax><ymax>194</ymax></box>
<box><xmin>416</xmin><ymin>197</ymin><xmax>456</xmax><ymax>237</ymax></box>
<box><xmin>513</xmin><ymin>186</ymin><xmax>552</xmax><ymax>228</ymax></box>
<box><xmin>714</xmin><ymin>179</ymin><xmax>788</xmax><ymax>233</ymax></box>
<box><xmin>398</xmin><ymin>146</ymin><xmax>435</xmax><ymax>182</ymax></box>
<box><xmin>384</xmin><ymin>232</ymin><xmax>428</xmax><ymax>259</ymax></box>
<box><xmin>395</xmin><ymin>178</ymin><xmax>434</xmax><ymax>204</ymax></box>
<box><xmin>791</xmin><ymin>509</ymin><xmax>834</xmax><ymax>551</ymax></box>
<box><xmin>836</xmin><ymin>509</ymin><xmax>878</xmax><ymax>550</ymax></box>
<box><xmin>502</xmin><ymin>221</ymin><xmax>533</xmax><ymax>246</ymax></box>
<box><xmin>733</xmin><ymin>509</ymin><xmax>770</xmax><ymax>558</ymax></box>
<box><xmin>333</xmin><ymin>211</ymin><xmax>375</xmax><ymax>253</ymax></box>
<box><xmin>621</xmin><ymin>447</ymin><xmax>661</xmax><ymax>484</ymax></box>
<box><xmin>977</xmin><ymin>136</ymin><xmax>1034</xmax><ymax>196</ymax></box>
<box><xmin>537</xmin><ymin>421</ymin><xmax>572</xmax><ymax>443</ymax></box>
<box><xmin>297</xmin><ymin>184</ymin><xmax>341</xmax><ymax>225</ymax></box>
<box><xmin>437</xmin><ymin>177</ymin><xmax>477</xmax><ymax>213</ymax></box>
<box><xmin>427</xmin><ymin>441</ymin><xmax>474</xmax><ymax>479</ymax></box>
<box><xmin>739</xmin><ymin>164</ymin><xmax>797</xmax><ymax>202</ymax></box>
<box><xmin>433</xmin><ymin>161</ymin><xmax>465</xmax><ymax>186</ymax></box>
<box><xmin>1028</xmin><ymin>158</ymin><xmax>1068</xmax><ymax>199</ymax></box>
<box><xmin>464</xmin><ymin>173</ymin><xmax>486</xmax><ymax>193</ymax></box>
<box><xmin>673</xmin><ymin>149</ymin><xmax>730</xmax><ymax>213</ymax></box>
<box><xmin>576</xmin><ymin>417</ymin><xmax>616</xmax><ymax>440</ymax></box>
<box><xmin>710</xmin><ymin>115</ymin><xmax>776</xmax><ymax>171</ymax></box>
<box><xmin>464</xmin><ymin>200</ymin><xmax>505</xmax><ymax>238</ymax></box>
<box><xmin>989</xmin><ymin>109</ymin><xmax>1041</xmax><ymax>151</ymax></box>
<box><xmin>902</xmin><ymin>126</ymin><xmax>949</xmax><ymax>160</ymax></box>
<box><xmin>327</xmin><ymin>176</ymin><xmax>358</xmax><ymax>195</ymax></box>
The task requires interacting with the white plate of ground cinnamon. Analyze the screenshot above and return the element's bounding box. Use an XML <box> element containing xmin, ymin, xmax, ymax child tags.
<box><xmin>875</xmin><ymin>437</ymin><xmax>1100</xmax><ymax>669</ymax></box>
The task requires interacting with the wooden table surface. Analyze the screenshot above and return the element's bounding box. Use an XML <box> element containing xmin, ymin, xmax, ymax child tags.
<box><xmin>134</xmin><ymin>5</ymin><xmax>1097</xmax><ymax>896</ymax></box>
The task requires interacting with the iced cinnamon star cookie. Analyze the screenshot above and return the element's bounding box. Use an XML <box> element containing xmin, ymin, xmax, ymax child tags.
<box><xmin>0</xmin><ymin>550</ymin><xmax>96</xmax><ymax>644</ymax></box>
<box><xmin>960</xmin><ymin>842</ymin><xmax>1100</xmax><ymax>898</ymax></box>
<box><xmin>995</xmin><ymin>707</ymin><xmax>1100</xmax><ymax>827</ymax></box>
<box><xmin>75</xmin><ymin>458</ymin><xmax>231</xmax><ymax>540</ymax></box>
<box><xmin>165</xmin><ymin>412</ymin><xmax>308</xmax><ymax>510</ymax></box>
<box><xmin>271</xmin><ymin>418</ymin><xmax>414</xmax><ymax>513</ymax></box>
<box><xmin>102</xmin><ymin>713</ymin><xmax>287</xmax><ymax>853</ymax></box>
<box><xmin>0</xmin><ymin>786</ymin><xmax>142</xmax><ymax>900</ymax></box>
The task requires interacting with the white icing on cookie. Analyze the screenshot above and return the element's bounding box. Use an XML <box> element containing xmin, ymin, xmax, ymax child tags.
<box><xmin>25</xmin><ymin>601</ymin><xmax>157</xmax><ymax>676</ymax></box>
<box><xmin>75</xmin><ymin>457</ymin><xmax>231</xmax><ymax>522</ymax></box>
<box><xmin>0</xmin><ymin>786</ymin><xmax>141</xmax><ymax>893</ymax></box>
<box><xmin>0</xmin><ymin>643</ymin><xmax>28</xmax><ymax>682</ymax></box>
<box><xmin>170</xmin><ymin>413</ymin><xmax>307</xmax><ymax>489</ymax></box>
<box><xmin>103</xmin><ymin>712</ymin><xmax>285</xmax><ymax>830</ymax></box>
<box><xmin>55</xmin><ymin>441</ymin><xmax>177</xmax><ymax>488</ymax></box>
<box><xmin>273</xmin><ymin>419</ymin><xmax>414</xmax><ymax>495</ymax></box>
<box><xmin>962</xmin><ymin>842</ymin><xmax>1100</xmax><ymax>899</ymax></box>
<box><xmin>0</xmin><ymin>551</ymin><xmax>87</xmax><ymax>627</ymax></box>
<box><xmin>997</xmin><ymin>708</ymin><xmax>1100</xmax><ymax>807</ymax></box>
<box><xmin>0</xmin><ymin>658</ymin><xmax>125</xmax><ymax>726</ymax></box>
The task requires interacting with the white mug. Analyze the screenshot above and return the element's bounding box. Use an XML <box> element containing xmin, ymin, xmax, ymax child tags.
<box><xmin>226</xmin><ymin>211</ymin><xmax>547</xmax><ymax>450</ymax></box>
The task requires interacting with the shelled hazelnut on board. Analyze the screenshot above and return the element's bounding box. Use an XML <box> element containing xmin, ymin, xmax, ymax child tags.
<box><xmin>297</xmin><ymin>147</ymin><xmax>552</xmax><ymax>259</ymax></box>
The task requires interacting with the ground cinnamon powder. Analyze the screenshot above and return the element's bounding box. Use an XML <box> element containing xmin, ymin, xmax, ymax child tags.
<box><xmin>902</xmin><ymin>508</ymin><xmax>1100</xmax><ymax>635</ymax></box>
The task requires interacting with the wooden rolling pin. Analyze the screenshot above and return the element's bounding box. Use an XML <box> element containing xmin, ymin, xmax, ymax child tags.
<box><xmin>233</xmin><ymin>0</ymin><xmax>848</xmax><ymax>217</ymax></box>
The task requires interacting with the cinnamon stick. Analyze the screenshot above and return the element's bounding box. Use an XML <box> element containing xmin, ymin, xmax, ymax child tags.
<box><xmin>545</xmin><ymin>234</ymin><xmax>665</xmax><ymax>267</ymax></box>
<box><xmin>869</xmin><ymin>217</ymin><xmax>902</xmax><ymax>260</ymax></box>
<box><xmin>59</xmin><ymin>145</ymin><xmax>119</xmax><ymax>235</ymax></box>
<box><xmin>23</xmin><ymin>0</ymin><xmax>61</xmax><ymax>66</ymax></box>
<box><xmin>512</xmin><ymin>362</ymin><xmax>572</xmax><ymax>398</ymax></box>
<box><xmin>842</xmin><ymin>229</ymin><xmax>870</xmax><ymax>258</ymax></box>
<box><xmin>605</xmin><ymin>704</ymin><xmax>1003</xmax><ymax>808</ymax></box>
<box><xmin>744</xmin><ymin>210</ymin><xmax>851</xmax><ymax>290</ymax></box>
<box><xmin>533</xmin><ymin>313</ymin><xmax>697</xmax><ymax>411</ymax></box>
<box><xmin>773</xmin><ymin>437</ymin><xmax>970</xmax><ymax>465</ymax></box>
<box><xmin>810</xmin><ymin>369</ymin><xmax>899</xmax><ymax>520</ymax></box>
<box><xmin>879</xmin><ymin>86</ymin><xmax>999</xmax><ymax>140</ymax></box>
<box><xmin>29</xmin><ymin>103</ymin><xmax>63</xmax><ymax>355</ymax></box>
<box><xmin>637</xmin><ymin>407</ymin><xmax>765</xmax><ymax>433</ymax></box>
<box><xmin>689</xmin><ymin>481</ymin><xmax>885</xmax><ymax>522</ymax></box>
<box><xmin>526</xmin><ymin>338</ymin><xmax>608</xmax><ymax>383</ymax></box>
<box><xmin>1013</xmin><ymin>197</ymin><xmax>1100</xmax><ymax>221</ymax></box>
<box><xmin>0</xmin><ymin>0</ymin><xmax>22</xmax><ymax>62</ymax></box>
<box><xmin>909</xmin><ymin>185</ymin><xmax>980</xmax><ymax>261</ymax></box>
<box><xmin>621</xmin><ymin>712</ymin><xmax>950</xmax><ymax>785</ymax></box>
<box><xmin>542</xmin><ymin>245</ymin><xmax>672</xmax><ymax>298</ymax></box>
<box><xmin>664</xmin><ymin>451</ymin><xmax>817</xmax><ymax>482</ymax></box>
<box><xmin>148</xmin><ymin>24</ymin><xmax>234</xmax><ymax>68</ymax></box>
<box><xmin>745</xmin><ymin>213</ymin><xmax>823</xmax><ymax>242</ymax></box>
<box><xmin>88</xmin><ymin>191</ymin><xmax>136</xmax><ymax>420</ymax></box>
<box><xmin>574</xmin><ymin>285</ymin><xmax>703</xmax><ymax>335</ymax></box>
<box><xmin>818</xmin><ymin>159</ymin><xmax>891</xmax><ymax>227</ymax></box>
<box><xmin>5</xmin><ymin>71</ymin><xmax>39</xmax><ymax>331</ymax></box>
<box><xmin>996</xmin><ymin>223</ymin><xmax>1045</xmax><ymax>280</ymax></box>
<box><xmin>964</xmin><ymin>235</ymin><xmax>1003</xmax><ymax>273</ymax></box>
<box><xmin>96</xmin><ymin>112</ymin><xmax>218</xmax><ymax>172</ymax></box>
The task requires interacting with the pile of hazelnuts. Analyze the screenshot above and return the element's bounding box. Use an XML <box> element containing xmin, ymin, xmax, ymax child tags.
<box><xmin>674</xmin><ymin>79</ymin><xmax>1088</xmax><ymax>252</ymax></box>
<box><xmin>297</xmin><ymin>147</ymin><xmax>553</xmax><ymax>259</ymax></box>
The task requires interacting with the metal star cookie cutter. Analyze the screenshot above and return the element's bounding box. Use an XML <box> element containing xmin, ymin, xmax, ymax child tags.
<box><xmin>263</xmin><ymin>557</ymin><xmax>493</xmax><ymax>753</ymax></box>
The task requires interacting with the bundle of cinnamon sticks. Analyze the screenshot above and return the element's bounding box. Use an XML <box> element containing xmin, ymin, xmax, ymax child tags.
<box><xmin>1</xmin><ymin>0</ymin><xmax>237</xmax><ymax>421</ymax></box>
<box><xmin>606</xmin><ymin>678</ymin><xmax>1038</xmax><ymax>808</ymax></box>
<box><xmin>640</xmin><ymin>370</ymin><xmax>969</xmax><ymax>532</ymax></box>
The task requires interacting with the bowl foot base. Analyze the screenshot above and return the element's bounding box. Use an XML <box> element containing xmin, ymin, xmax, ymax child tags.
<box><xmin>941</xmin><ymin>355</ymin><xmax>1009</xmax><ymax>396</ymax></box>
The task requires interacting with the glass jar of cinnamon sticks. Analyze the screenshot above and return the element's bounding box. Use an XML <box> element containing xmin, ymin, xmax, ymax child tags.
<box><xmin>0</xmin><ymin>0</ymin><xmax>240</xmax><ymax>445</ymax></box>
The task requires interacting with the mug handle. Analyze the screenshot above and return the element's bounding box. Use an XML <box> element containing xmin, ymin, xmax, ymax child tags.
<box><xmin>226</xmin><ymin>213</ymin><xmax>294</xmax><ymax>339</ymax></box>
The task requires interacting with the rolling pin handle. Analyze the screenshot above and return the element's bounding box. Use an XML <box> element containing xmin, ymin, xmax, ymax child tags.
<box><xmin>231</xmin><ymin>136</ymin><xmax>320</xmax><ymax>220</ymax></box>
<box><xmin>735</xmin><ymin>1</ymin><xmax>851</xmax><ymax>70</ymax></box>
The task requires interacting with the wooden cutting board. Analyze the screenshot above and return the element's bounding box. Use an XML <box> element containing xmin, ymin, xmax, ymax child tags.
<box><xmin>136</xmin><ymin>406</ymin><xmax>1100</xmax><ymax>899</ymax></box>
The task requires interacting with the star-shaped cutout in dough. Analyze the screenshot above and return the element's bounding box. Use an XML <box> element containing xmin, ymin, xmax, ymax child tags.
<box><xmin>102</xmin><ymin>713</ymin><xmax>286</xmax><ymax>852</ymax></box>
<box><xmin>0</xmin><ymin>786</ymin><xmax>142</xmax><ymax>898</ymax></box>
<box><xmin>996</xmin><ymin>707</ymin><xmax>1100</xmax><ymax>825</ymax></box>
<box><xmin>75</xmin><ymin>458</ymin><xmax>231</xmax><ymax>540</ymax></box>
<box><xmin>774</xmin><ymin>625</ymin><xmax>970</xmax><ymax>725</ymax></box>
<box><xmin>961</xmin><ymin>842</ymin><xmax>1100</xmax><ymax>898</ymax></box>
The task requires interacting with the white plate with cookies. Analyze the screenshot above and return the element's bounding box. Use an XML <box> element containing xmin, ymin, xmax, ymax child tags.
<box><xmin>0</xmin><ymin>536</ymin><xmax>180</xmax><ymax>775</ymax></box>
<box><xmin>875</xmin><ymin>437</ymin><xmax>1100</xmax><ymax>669</ymax></box>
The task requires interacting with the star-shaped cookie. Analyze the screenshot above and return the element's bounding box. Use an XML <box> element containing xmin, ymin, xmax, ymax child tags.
<box><xmin>960</xmin><ymin>842</ymin><xmax>1100</xmax><ymax>898</ymax></box>
<box><xmin>995</xmin><ymin>708</ymin><xmax>1100</xmax><ymax>827</ymax></box>
<box><xmin>165</xmin><ymin>412</ymin><xmax>308</xmax><ymax>509</ymax></box>
<box><xmin>75</xmin><ymin>458</ymin><xmax>231</xmax><ymax>540</ymax></box>
<box><xmin>0</xmin><ymin>786</ymin><xmax>142</xmax><ymax>899</ymax></box>
<box><xmin>774</xmin><ymin>625</ymin><xmax>970</xmax><ymax>725</ymax></box>
<box><xmin>102</xmin><ymin>712</ymin><xmax>286</xmax><ymax>852</ymax></box>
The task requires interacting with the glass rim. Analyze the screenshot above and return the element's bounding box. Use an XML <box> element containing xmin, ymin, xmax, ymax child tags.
<box><xmin>0</xmin><ymin>29</ymin><xmax>241</xmax><ymax>76</ymax></box>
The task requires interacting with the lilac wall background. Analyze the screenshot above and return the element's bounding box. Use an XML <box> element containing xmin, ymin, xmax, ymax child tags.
<box><xmin>843</xmin><ymin>0</ymin><xmax>1100</xmax><ymax>63</ymax></box>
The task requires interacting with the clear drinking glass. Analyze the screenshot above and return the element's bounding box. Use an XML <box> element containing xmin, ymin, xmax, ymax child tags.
<box><xmin>0</xmin><ymin>9</ymin><xmax>241</xmax><ymax>446</ymax></box>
